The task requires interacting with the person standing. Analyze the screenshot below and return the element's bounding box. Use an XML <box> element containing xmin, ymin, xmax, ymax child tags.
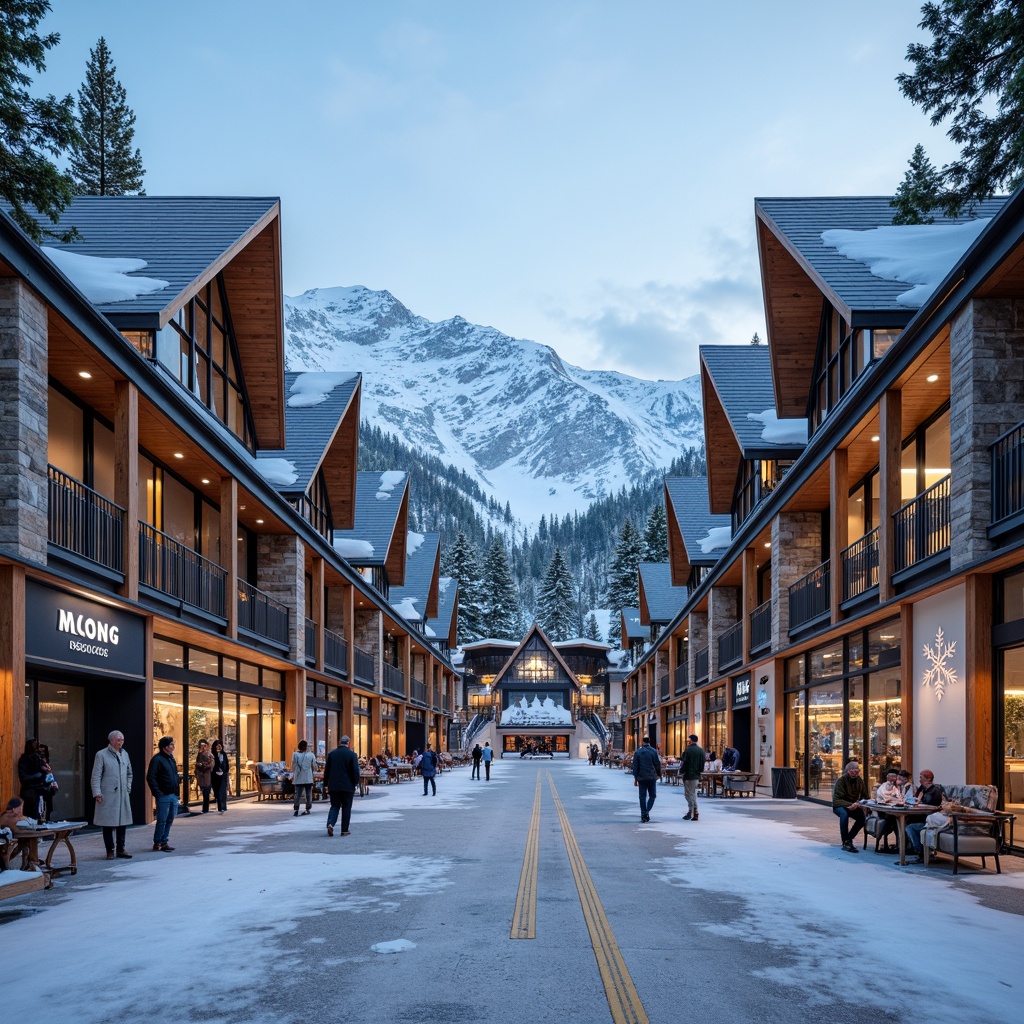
<box><xmin>91</xmin><ymin>730</ymin><xmax>133</xmax><ymax>859</ymax></box>
<box><xmin>419</xmin><ymin>743</ymin><xmax>439</xmax><ymax>796</ymax></box>
<box><xmin>146</xmin><ymin>736</ymin><xmax>180</xmax><ymax>852</ymax></box>
<box><xmin>682</xmin><ymin>733</ymin><xmax>705</xmax><ymax>821</ymax></box>
<box><xmin>632</xmin><ymin>736</ymin><xmax>661</xmax><ymax>823</ymax></box>
<box><xmin>36</xmin><ymin>743</ymin><xmax>58</xmax><ymax>822</ymax></box>
<box><xmin>291</xmin><ymin>739</ymin><xmax>317</xmax><ymax>816</ymax></box>
<box><xmin>721</xmin><ymin>743</ymin><xmax>740</xmax><ymax>772</ymax></box>
<box><xmin>471</xmin><ymin>743</ymin><xmax>483</xmax><ymax>780</ymax></box>
<box><xmin>17</xmin><ymin>739</ymin><xmax>48</xmax><ymax>821</ymax></box>
<box><xmin>322</xmin><ymin>735</ymin><xmax>360</xmax><ymax>837</ymax></box>
<box><xmin>832</xmin><ymin>761</ymin><xmax>870</xmax><ymax>853</ymax></box>
<box><xmin>210</xmin><ymin>739</ymin><xmax>230</xmax><ymax>812</ymax></box>
<box><xmin>194</xmin><ymin>739</ymin><xmax>214</xmax><ymax>813</ymax></box>
<box><xmin>482</xmin><ymin>740</ymin><xmax>494</xmax><ymax>780</ymax></box>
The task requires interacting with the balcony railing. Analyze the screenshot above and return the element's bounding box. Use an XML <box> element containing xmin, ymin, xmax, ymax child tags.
<box><xmin>382</xmin><ymin>660</ymin><xmax>405</xmax><ymax>697</ymax></box>
<box><xmin>237</xmin><ymin>579</ymin><xmax>289</xmax><ymax>647</ymax></box>
<box><xmin>324</xmin><ymin>627</ymin><xmax>348</xmax><ymax>676</ymax></box>
<box><xmin>139</xmin><ymin>522</ymin><xmax>226</xmax><ymax>617</ymax></box>
<box><xmin>304</xmin><ymin>617</ymin><xmax>316</xmax><ymax>665</ymax></box>
<box><xmin>992</xmin><ymin>420</ymin><xmax>1024</xmax><ymax>527</ymax></box>
<box><xmin>410</xmin><ymin>677</ymin><xmax>427</xmax><ymax>706</ymax></box>
<box><xmin>659</xmin><ymin>672</ymin><xmax>670</xmax><ymax>702</ymax></box>
<box><xmin>842</xmin><ymin>528</ymin><xmax>879</xmax><ymax>601</ymax></box>
<box><xmin>353</xmin><ymin>644</ymin><xmax>375</xmax><ymax>685</ymax></box>
<box><xmin>750</xmin><ymin>599</ymin><xmax>771</xmax><ymax>655</ymax></box>
<box><xmin>48</xmin><ymin>466</ymin><xmax>125</xmax><ymax>573</ymax></box>
<box><xmin>717</xmin><ymin>620</ymin><xmax>744</xmax><ymax>672</ymax></box>
<box><xmin>788</xmin><ymin>560</ymin><xmax>830</xmax><ymax>635</ymax></box>
<box><xmin>894</xmin><ymin>474</ymin><xmax>951</xmax><ymax>573</ymax></box>
<box><xmin>695</xmin><ymin>645</ymin><xmax>710</xmax><ymax>685</ymax></box>
<box><xmin>674</xmin><ymin>662</ymin><xmax>689</xmax><ymax>696</ymax></box>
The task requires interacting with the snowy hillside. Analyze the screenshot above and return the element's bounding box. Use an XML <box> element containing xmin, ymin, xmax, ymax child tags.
<box><xmin>284</xmin><ymin>286</ymin><xmax>704</xmax><ymax>523</ymax></box>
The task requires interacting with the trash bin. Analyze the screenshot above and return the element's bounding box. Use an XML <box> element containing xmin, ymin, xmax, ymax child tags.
<box><xmin>771</xmin><ymin>766</ymin><xmax>798</xmax><ymax>799</ymax></box>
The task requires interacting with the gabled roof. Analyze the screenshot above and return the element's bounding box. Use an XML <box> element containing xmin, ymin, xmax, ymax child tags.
<box><xmin>664</xmin><ymin>476</ymin><xmax>731</xmax><ymax>588</ymax></box>
<box><xmin>332</xmin><ymin>471</ymin><xmax>410</xmax><ymax>585</ymax></box>
<box><xmin>389</xmin><ymin>532</ymin><xmax>441</xmax><ymax>623</ymax></box>
<box><xmin>491</xmin><ymin>622</ymin><xmax>582</xmax><ymax>692</ymax></box>
<box><xmin>258</xmin><ymin>371</ymin><xmax>361</xmax><ymax>529</ymax></box>
<box><xmin>426</xmin><ymin>575</ymin><xmax>459</xmax><ymax>649</ymax></box>
<box><xmin>638</xmin><ymin>562</ymin><xmax>688</xmax><ymax>626</ymax></box>
<box><xmin>755</xmin><ymin>195</ymin><xmax>1006</xmax><ymax>417</ymax></box>
<box><xmin>37</xmin><ymin>195</ymin><xmax>286</xmax><ymax>448</ymax></box>
<box><xmin>620</xmin><ymin>607</ymin><xmax>649</xmax><ymax>644</ymax></box>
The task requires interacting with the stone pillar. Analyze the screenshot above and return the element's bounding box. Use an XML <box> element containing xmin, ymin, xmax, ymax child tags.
<box><xmin>257</xmin><ymin>534</ymin><xmax>305</xmax><ymax>660</ymax></box>
<box><xmin>0</xmin><ymin>279</ymin><xmax>48</xmax><ymax>564</ymax></box>
<box><xmin>115</xmin><ymin>381</ymin><xmax>139</xmax><ymax>601</ymax></box>
<box><xmin>771</xmin><ymin>511</ymin><xmax>824</xmax><ymax>645</ymax></box>
<box><xmin>355</xmin><ymin>607</ymin><xmax>382</xmax><ymax>687</ymax></box>
<box><xmin>951</xmin><ymin>297</ymin><xmax>1024</xmax><ymax>569</ymax></box>
<box><xmin>687</xmin><ymin>610</ymin><xmax>707</xmax><ymax>683</ymax></box>
<box><xmin>708</xmin><ymin>585</ymin><xmax>739</xmax><ymax>678</ymax></box>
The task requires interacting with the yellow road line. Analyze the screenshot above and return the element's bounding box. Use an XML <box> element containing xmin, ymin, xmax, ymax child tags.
<box><xmin>548</xmin><ymin>773</ymin><xmax>650</xmax><ymax>1024</ymax></box>
<box><xmin>510</xmin><ymin>771</ymin><xmax>542</xmax><ymax>939</ymax></box>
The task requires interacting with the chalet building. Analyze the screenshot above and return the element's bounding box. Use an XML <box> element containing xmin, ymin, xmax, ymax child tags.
<box><xmin>624</xmin><ymin>192</ymin><xmax>1024</xmax><ymax>832</ymax></box>
<box><xmin>458</xmin><ymin>625</ymin><xmax>611</xmax><ymax>757</ymax></box>
<box><xmin>0</xmin><ymin>197</ymin><xmax>457</xmax><ymax>821</ymax></box>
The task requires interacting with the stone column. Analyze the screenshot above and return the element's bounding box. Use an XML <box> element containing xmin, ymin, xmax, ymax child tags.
<box><xmin>708</xmin><ymin>585</ymin><xmax>739</xmax><ymax>679</ymax></box>
<box><xmin>257</xmin><ymin>534</ymin><xmax>305</xmax><ymax>660</ymax></box>
<box><xmin>687</xmin><ymin>609</ymin><xmax>708</xmax><ymax>683</ymax></box>
<box><xmin>771</xmin><ymin>511</ymin><xmax>824</xmax><ymax>646</ymax></box>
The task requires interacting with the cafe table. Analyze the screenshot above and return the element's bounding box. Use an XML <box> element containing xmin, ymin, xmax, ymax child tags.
<box><xmin>12</xmin><ymin>820</ymin><xmax>88</xmax><ymax>880</ymax></box>
<box><xmin>392</xmin><ymin>764</ymin><xmax>414</xmax><ymax>783</ymax></box>
<box><xmin>862</xmin><ymin>801</ymin><xmax>935</xmax><ymax>865</ymax></box>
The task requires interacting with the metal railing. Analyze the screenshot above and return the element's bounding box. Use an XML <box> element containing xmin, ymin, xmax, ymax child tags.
<box><xmin>674</xmin><ymin>662</ymin><xmax>689</xmax><ymax>696</ymax></box>
<box><xmin>382</xmin><ymin>660</ymin><xmax>405</xmax><ymax>697</ymax></box>
<box><xmin>304</xmin><ymin>617</ymin><xmax>316</xmax><ymax>665</ymax></box>
<box><xmin>842</xmin><ymin>528</ymin><xmax>879</xmax><ymax>601</ymax></box>
<box><xmin>893</xmin><ymin>474</ymin><xmax>951</xmax><ymax>572</ymax></box>
<box><xmin>788</xmin><ymin>560</ymin><xmax>830</xmax><ymax>634</ymax></box>
<box><xmin>992</xmin><ymin>420</ymin><xmax>1024</xmax><ymax>526</ymax></box>
<box><xmin>694</xmin><ymin>645</ymin><xmax>710</xmax><ymax>684</ymax></box>
<box><xmin>324</xmin><ymin>628</ymin><xmax>348</xmax><ymax>675</ymax></box>
<box><xmin>410</xmin><ymin>677</ymin><xmax>427</xmax><ymax>705</ymax></box>
<box><xmin>237</xmin><ymin>579</ymin><xmax>289</xmax><ymax>646</ymax></box>
<box><xmin>750</xmin><ymin>599</ymin><xmax>771</xmax><ymax>654</ymax></box>
<box><xmin>139</xmin><ymin>522</ymin><xmax>226</xmax><ymax>617</ymax></box>
<box><xmin>659</xmin><ymin>672</ymin><xmax>670</xmax><ymax>702</ymax></box>
<box><xmin>48</xmin><ymin>466</ymin><xmax>124</xmax><ymax>572</ymax></box>
<box><xmin>353</xmin><ymin>644</ymin><xmax>375</xmax><ymax>685</ymax></box>
<box><xmin>717</xmin><ymin>620</ymin><xmax>744</xmax><ymax>672</ymax></box>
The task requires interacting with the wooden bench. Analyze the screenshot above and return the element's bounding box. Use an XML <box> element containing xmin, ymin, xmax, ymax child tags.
<box><xmin>722</xmin><ymin>772</ymin><xmax>761</xmax><ymax>797</ymax></box>
<box><xmin>0</xmin><ymin>836</ymin><xmax>47</xmax><ymax>899</ymax></box>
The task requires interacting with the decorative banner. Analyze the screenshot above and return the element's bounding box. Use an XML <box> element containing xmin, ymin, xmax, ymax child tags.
<box><xmin>922</xmin><ymin>627</ymin><xmax>957</xmax><ymax>701</ymax></box>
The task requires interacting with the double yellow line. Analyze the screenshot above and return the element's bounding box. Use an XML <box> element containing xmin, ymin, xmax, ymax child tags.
<box><xmin>510</xmin><ymin>769</ymin><xmax>649</xmax><ymax>1024</ymax></box>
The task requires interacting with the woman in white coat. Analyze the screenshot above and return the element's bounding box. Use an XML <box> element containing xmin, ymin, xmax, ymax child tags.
<box><xmin>91</xmin><ymin>730</ymin><xmax>133</xmax><ymax>859</ymax></box>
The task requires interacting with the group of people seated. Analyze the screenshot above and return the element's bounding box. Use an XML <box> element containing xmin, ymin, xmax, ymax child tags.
<box><xmin>832</xmin><ymin>762</ymin><xmax>944</xmax><ymax>858</ymax></box>
<box><xmin>702</xmin><ymin>745</ymin><xmax>740</xmax><ymax>773</ymax></box>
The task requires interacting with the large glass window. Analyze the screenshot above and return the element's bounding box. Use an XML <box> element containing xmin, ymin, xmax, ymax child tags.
<box><xmin>808</xmin><ymin>682</ymin><xmax>844</xmax><ymax>786</ymax></box>
<box><xmin>261</xmin><ymin>699</ymin><xmax>283</xmax><ymax>762</ymax></box>
<box><xmin>1002</xmin><ymin>646</ymin><xmax>1024</xmax><ymax>820</ymax></box>
<box><xmin>353</xmin><ymin>695</ymin><xmax>370</xmax><ymax>758</ymax></box>
<box><xmin>787</xmin><ymin>690</ymin><xmax>808</xmax><ymax>792</ymax></box>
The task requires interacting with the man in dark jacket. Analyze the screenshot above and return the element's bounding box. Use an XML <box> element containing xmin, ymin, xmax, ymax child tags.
<box><xmin>146</xmin><ymin>736</ymin><xmax>180</xmax><ymax>852</ymax></box>
<box><xmin>631</xmin><ymin>736</ymin><xmax>661</xmax><ymax>822</ymax></box>
<box><xmin>832</xmin><ymin>761</ymin><xmax>870</xmax><ymax>853</ymax></box>
<box><xmin>682</xmin><ymin>734</ymin><xmax>705</xmax><ymax>821</ymax></box>
<box><xmin>322</xmin><ymin>735</ymin><xmax>360</xmax><ymax>837</ymax></box>
<box><xmin>471</xmin><ymin>743</ymin><xmax>483</xmax><ymax>780</ymax></box>
<box><xmin>722</xmin><ymin>744</ymin><xmax>740</xmax><ymax>771</ymax></box>
<box><xmin>419</xmin><ymin>743</ymin><xmax>439</xmax><ymax>796</ymax></box>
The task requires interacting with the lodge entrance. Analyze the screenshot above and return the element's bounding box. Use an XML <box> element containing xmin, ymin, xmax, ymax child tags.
<box><xmin>503</xmin><ymin>734</ymin><xmax>570</xmax><ymax>757</ymax></box>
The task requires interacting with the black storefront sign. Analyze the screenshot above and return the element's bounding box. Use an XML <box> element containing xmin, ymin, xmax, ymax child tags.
<box><xmin>26</xmin><ymin>581</ymin><xmax>145</xmax><ymax>680</ymax></box>
<box><xmin>732</xmin><ymin>674</ymin><xmax>752</xmax><ymax>708</ymax></box>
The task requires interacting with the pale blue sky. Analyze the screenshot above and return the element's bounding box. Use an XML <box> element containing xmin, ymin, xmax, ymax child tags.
<box><xmin>41</xmin><ymin>1</ymin><xmax>957</xmax><ymax>381</ymax></box>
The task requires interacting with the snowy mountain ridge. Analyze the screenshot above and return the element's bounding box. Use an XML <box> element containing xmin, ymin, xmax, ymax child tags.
<box><xmin>284</xmin><ymin>285</ymin><xmax>704</xmax><ymax>524</ymax></box>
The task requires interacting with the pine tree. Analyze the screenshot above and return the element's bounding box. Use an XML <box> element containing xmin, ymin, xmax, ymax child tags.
<box><xmin>604</xmin><ymin>519</ymin><xmax>642</xmax><ymax>646</ymax></box>
<box><xmin>441</xmin><ymin>531</ymin><xmax>484</xmax><ymax>644</ymax></box>
<box><xmin>641</xmin><ymin>504</ymin><xmax>669</xmax><ymax>562</ymax></box>
<box><xmin>891</xmin><ymin>143</ymin><xmax>945</xmax><ymax>224</ymax></box>
<box><xmin>71</xmin><ymin>37</ymin><xmax>144</xmax><ymax>195</ymax></box>
<box><xmin>583</xmin><ymin>611</ymin><xmax>603</xmax><ymax>642</ymax></box>
<box><xmin>480</xmin><ymin>535</ymin><xmax>520</xmax><ymax>640</ymax></box>
<box><xmin>537</xmin><ymin>548</ymin><xmax>576</xmax><ymax>642</ymax></box>
<box><xmin>0</xmin><ymin>0</ymin><xmax>79</xmax><ymax>241</ymax></box>
<box><xmin>750</xmin><ymin>332</ymin><xmax>761</xmax><ymax>345</ymax></box>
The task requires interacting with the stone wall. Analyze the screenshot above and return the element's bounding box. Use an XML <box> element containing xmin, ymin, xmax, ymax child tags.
<box><xmin>771</xmin><ymin>512</ymin><xmax>824</xmax><ymax>645</ymax></box>
<box><xmin>708</xmin><ymin>585</ymin><xmax>739</xmax><ymax>678</ymax></box>
<box><xmin>256</xmin><ymin>534</ymin><xmax>305</xmax><ymax>659</ymax></box>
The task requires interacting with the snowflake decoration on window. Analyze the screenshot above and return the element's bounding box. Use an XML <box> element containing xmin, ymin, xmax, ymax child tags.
<box><xmin>922</xmin><ymin>627</ymin><xmax>957</xmax><ymax>701</ymax></box>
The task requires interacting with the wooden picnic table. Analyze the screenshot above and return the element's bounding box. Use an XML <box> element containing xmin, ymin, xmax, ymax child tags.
<box><xmin>12</xmin><ymin>821</ymin><xmax>88</xmax><ymax>880</ymax></box>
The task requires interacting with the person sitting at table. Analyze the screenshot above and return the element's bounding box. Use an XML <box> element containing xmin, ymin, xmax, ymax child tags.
<box><xmin>832</xmin><ymin>761</ymin><xmax>870</xmax><ymax>853</ymax></box>
<box><xmin>869</xmin><ymin>767</ymin><xmax>903</xmax><ymax>852</ymax></box>
<box><xmin>905</xmin><ymin>769</ymin><xmax>945</xmax><ymax>862</ymax></box>
<box><xmin>0</xmin><ymin>796</ymin><xmax>25</xmax><ymax>833</ymax></box>
<box><xmin>721</xmin><ymin>744</ymin><xmax>740</xmax><ymax>772</ymax></box>
<box><xmin>897</xmin><ymin>769</ymin><xmax>914</xmax><ymax>799</ymax></box>
<box><xmin>705</xmin><ymin>751</ymin><xmax>723</xmax><ymax>773</ymax></box>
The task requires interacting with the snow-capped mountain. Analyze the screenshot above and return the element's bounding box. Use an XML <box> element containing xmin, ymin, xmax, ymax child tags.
<box><xmin>284</xmin><ymin>286</ymin><xmax>704</xmax><ymax>523</ymax></box>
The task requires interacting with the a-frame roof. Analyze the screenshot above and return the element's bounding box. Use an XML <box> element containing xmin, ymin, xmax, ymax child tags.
<box><xmin>389</xmin><ymin>532</ymin><xmax>441</xmax><ymax>623</ymax></box>
<box><xmin>426</xmin><ymin>576</ymin><xmax>459</xmax><ymax>649</ymax></box>
<box><xmin>491</xmin><ymin>622</ymin><xmax>583</xmax><ymax>693</ymax></box>
<box><xmin>638</xmin><ymin>562</ymin><xmax>688</xmax><ymax>626</ymax></box>
<box><xmin>620</xmin><ymin>607</ymin><xmax>649</xmax><ymax>644</ymax></box>
<box><xmin>332</xmin><ymin>471</ymin><xmax>410</xmax><ymax>586</ymax></box>
<box><xmin>258</xmin><ymin>371</ymin><xmax>360</xmax><ymax>530</ymax></box>
<box><xmin>664</xmin><ymin>476</ymin><xmax>731</xmax><ymax>588</ymax></box>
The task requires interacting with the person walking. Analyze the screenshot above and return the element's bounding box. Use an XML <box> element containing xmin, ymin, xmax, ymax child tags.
<box><xmin>419</xmin><ymin>743</ymin><xmax>439</xmax><ymax>796</ymax></box>
<box><xmin>146</xmin><ymin>736</ymin><xmax>180</xmax><ymax>852</ymax></box>
<box><xmin>194</xmin><ymin>739</ymin><xmax>214</xmax><ymax>813</ymax></box>
<box><xmin>482</xmin><ymin>740</ymin><xmax>494</xmax><ymax>780</ymax></box>
<box><xmin>471</xmin><ymin>743</ymin><xmax>483</xmax><ymax>780</ymax></box>
<box><xmin>682</xmin><ymin>733</ymin><xmax>705</xmax><ymax>821</ymax></box>
<box><xmin>291</xmin><ymin>739</ymin><xmax>317</xmax><ymax>816</ymax></box>
<box><xmin>91</xmin><ymin>730</ymin><xmax>134</xmax><ymax>859</ymax></box>
<box><xmin>210</xmin><ymin>739</ymin><xmax>230</xmax><ymax>812</ymax></box>
<box><xmin>632</xmin><ymin>736</ymin><xmax>661</xmax><ymax>822</ymax></box>
<box><xmin>322</xmin><ymin>735</ymin><xmax>360</xmax><ymax>837</ymax></box>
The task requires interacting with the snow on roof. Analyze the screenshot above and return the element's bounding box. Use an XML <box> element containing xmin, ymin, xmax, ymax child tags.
<box><xmin>438</xmin><ymin>576</ymin><xmax>453</xmax><ymax>593</ymax></box>
<box><xmin>820</xmin><ymin>219</ymin><xmax>991</xmax><ymax>307</ymax></box>
<box><xmin>376</xmin><ymin>471</ymin><xmax>406</xmax><ymax>500</ymax></box>
<box><xmin>43</xmin><ymin>246</ymin><xmax>169</xmax><ymax>303</ymax></box>
<box><xmin>334</xmin><ymin>538</ymin><xmax>375</xmax><ymax>559</ymax></box>
<box><xmin>407</xmin><ymin>531</ymin><xmax>425</xmax><ymax>557</ymax></box>
<box><xmin>748</xmin><ymin>409</ymin><xmax>807</xmax><ymax>445</ymax></box>
<box><xmin>287</xmin><ymin>372</ymin><xmax>359</xmax><ymax>408</ymax></box>
<box><xmin>393</xmin><ymin>597</ymin><xmax>420</xmax><ymax>621</ymax></box>
<box><xmin>253</xmin><ymin>456</ymin><xmax>299</xmax><ymax>487</ymax></box>
<box><xmin>698</xmin><ymin>526</ymin><xmax>732</xmax><ymax>554</ymax></box>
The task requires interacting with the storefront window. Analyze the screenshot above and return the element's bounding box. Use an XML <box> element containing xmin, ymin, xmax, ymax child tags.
<box><xmin>787</xmin><ymin>690</ymin><xmax>807</xmax><ymax>793</ymax></box>
<box><xmin>353</xmin><ymin>696</ymin><xmax>370</xmax><ymax>758</ymax></box>
<box><xmin>154</xmin><ymin>638</ymin><xmax>185</xmax><ymax>669</ymax></box>
<box><xmin>263</xmin><ymin>669</ymin><xmax>284</xmax><ymax>691</ymax></box>
<box><xmin>809</xmin><ymin>643</ymin><xmax>843</xmax><ymax>682</ymax></box>
<box><xmin>188</xmin><ymin>687</ymin><xmax>221</xmax><ymax>791</ymax></box>
<box><xmin>152</xmin><ymin>682</ymin><xmax>185</xmax><ymax>792</ymax></box>
<box><xmin>808</xmin><ymin>682</ymin><xmax>843</xmax><ymax>787</ymax></box>
<box><xmin>189</xmin><ymin>648</ymin><xmax>219</xmax><ymax>676</ymax></box>
<box><xmin>1002</xmin><ymin>570</ymin><xmax>1024</xmax><ymax>623</ymax></box>
<box><xmin>1003</xmin><ymin>646</ymin><xmax>1024</xmax><ymax>818</ymax></box>
<box><xmin>848</xmin><ymin>677</ymin><xmax>865</xmax><ymax>768</ymax></box>
<box><xmin>239</xmin><ymin>693</ymin><xmax>259</xmax><ymax>773</ymax></box>
<box><xmin>222</xmin><ymin>694</ymin><xmax>246</xmax><ymax>794</ymax></box>
<box><xmin>261</xmin><ymin>699</ymin><xmax>283</xmax><ymax>761</ymax></box>
<box><xmin>866</xmin><ymin>669</ymin><xmax>901</xmax><ymax>785</ymax></box>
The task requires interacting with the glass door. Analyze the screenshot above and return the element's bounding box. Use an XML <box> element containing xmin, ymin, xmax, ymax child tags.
<box><xmin>36</xmin><ymin>681</ymin><xmax>86</xmax><ymax>819</ymax></box>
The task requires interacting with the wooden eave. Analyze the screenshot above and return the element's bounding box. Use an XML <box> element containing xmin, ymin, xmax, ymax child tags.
<box><xmin>425</xmin><ymin>545</ymin><xmax>441</xmax><ymax>621</ymax></box>
<box><xmin>638</xmin><ymin>572</ymin><xmax>651</xmax><ymax>626</ymax></box>
<box><xmin>700</xmin><ymin>357</ymin><xmax>742</xmax><ymax>514</ymax></box>
<box><xmin>313</xmin><ymin>377</ymin><xmax>360</xmax><ymax>531</ymax></box>
<box><xmin>664</xmin><ymin>480</ymin><xmax>692</xmax><ymax>588</ymax></box>
<box><xmin>383</xmin><ymin>479</ymin><xmax>411</xmax><ymax>587</ymax></box>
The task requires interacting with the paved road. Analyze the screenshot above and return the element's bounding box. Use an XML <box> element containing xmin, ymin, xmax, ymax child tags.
<box><xmin>3</xmin><ymin>760</ymin><xmax>1021</xmax><ymax>1023</ymax></box>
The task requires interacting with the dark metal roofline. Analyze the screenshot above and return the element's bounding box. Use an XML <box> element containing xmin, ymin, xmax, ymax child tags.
<box><xmin>636</xmin><ymin>185</ymin><xmax>1024</xmax><ymax>674</ymax></box>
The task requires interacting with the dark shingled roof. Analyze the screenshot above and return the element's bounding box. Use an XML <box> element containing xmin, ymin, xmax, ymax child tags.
<box><xmin>32</xmin><ymin>195</ymin><xmax>279</xmax><ymax>320</ymax></box>
<box><xmin>333</xmin><ymin>471</ymin><xmax>409</xmax><ymax>567</ymax></box>
<box><xmin>664</xmin><ymin>477</ymin><xmax>731</xmax><ymax>564</ymax></box>
<box><xmin>755</xmin><ymin>195</ymin><xmax>1007</xmax><ymax>314</ymax></box>
<box><xmin>257</xmin><ymin>371</ymin><xmax>359</xmax><ymax>493</ymax></box>
<box><xmin>700</xmin><ymin>345</ymin><xmax>805</xmax><ymax>457</ymax></box>
<box><xmin>389</xmin><ymin>532</ymin><xmax>440</xmax><ymax>622</ymax></box>
<box><xmin>638</xmin><ymin>562</ymin><xmax>688</xmax><ymax>625</ymax></box>
<box><xmin>426</xmin><ymin>576</ymin><xmax>458</xmax><ymax>646</ymax></box>
<box><xmin>621</xmin><ymin>608</ymin><xmax>649</xmax><ymax>643</ymax></box>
